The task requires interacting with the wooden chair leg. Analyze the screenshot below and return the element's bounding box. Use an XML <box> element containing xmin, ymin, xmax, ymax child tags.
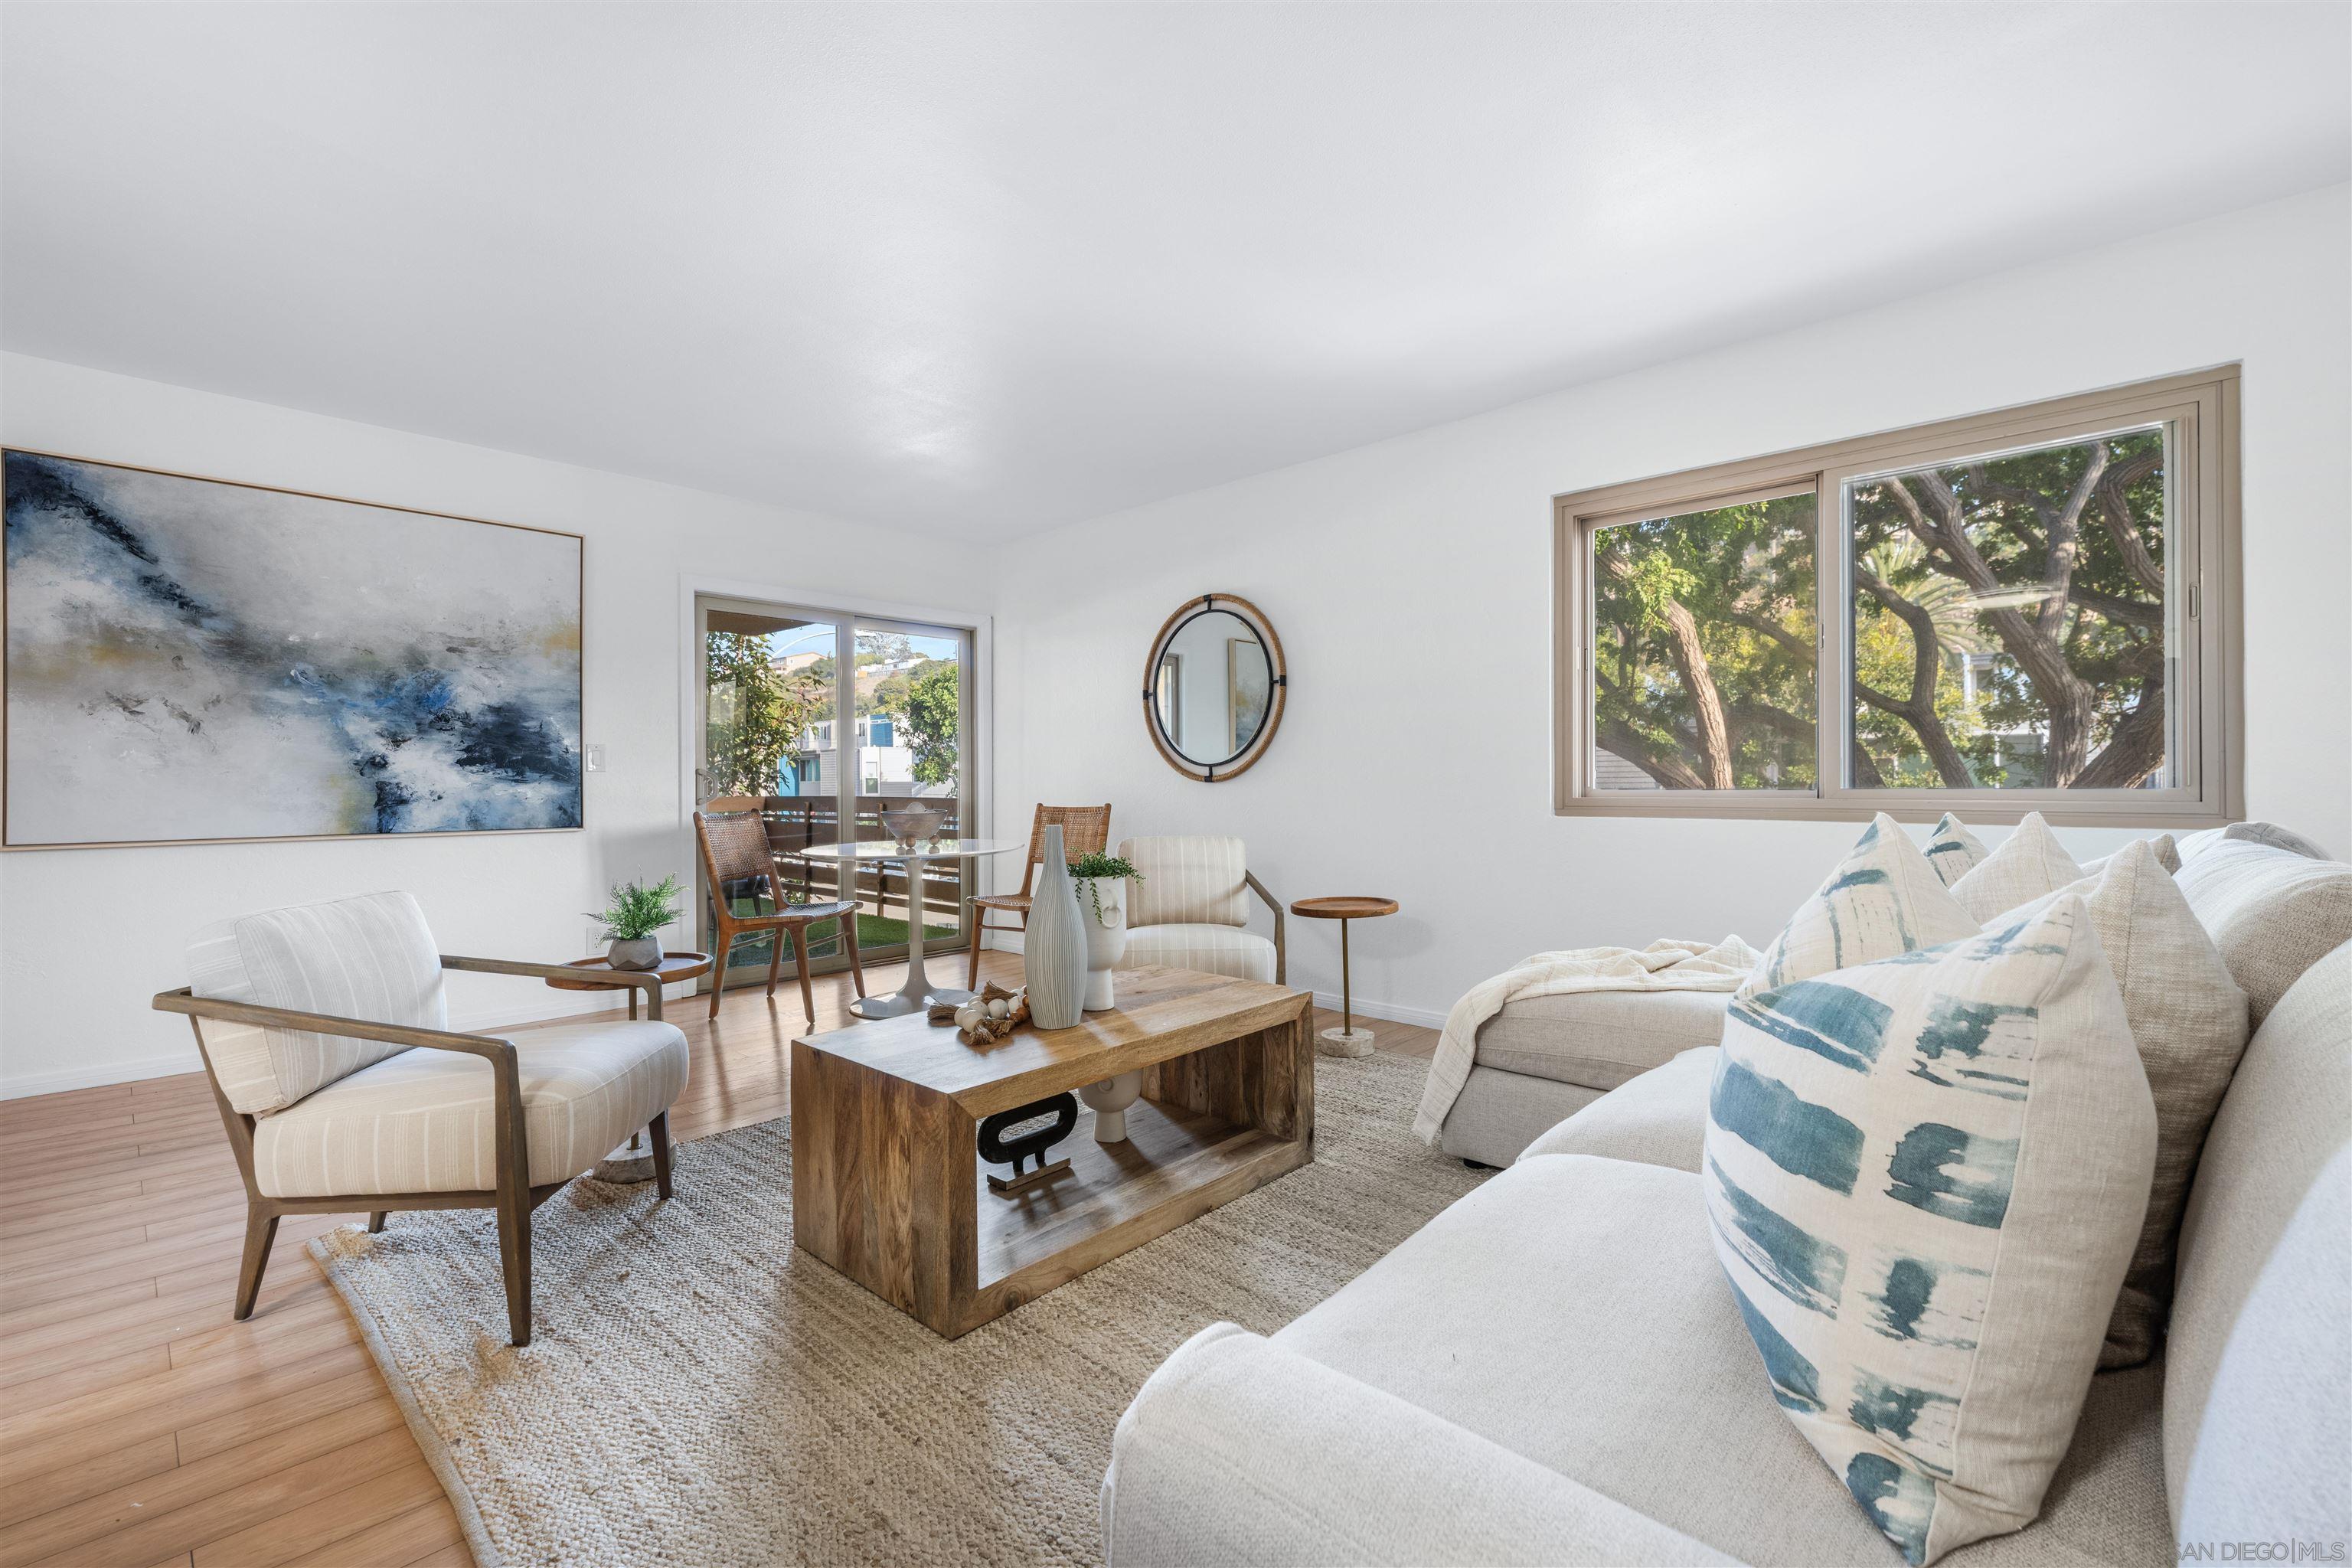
<box><xmin>495</xmin><ymin>1188</ymin><xmax>532</xmax><ymax>1348</ymax></box>
<box><xmin>792</xmin><ymin>922</ymin><xmax>817</xmax><ymax>1022</ymax></box>
<box><xmin>234</xmin><ymin>1204</ymin><xmax>279</xmax><ymax>1320</ymax></box>
<box><xmin>489</xmin><ymin>1051</ymin><xmax>534</xmax><ymax>1348</ymax></box>
<box><xmin>839</xmin><ymin>912</ymin><xmax>867</xmax><ymax>999</ymax></box>
<box><xmin>709</xmin><ymin>928</ymin><xmax>734</xmax><ymax>1020</ymax></box>
<box><xmin>649</xmin><ymin>1111</ymin><xmax>674</xmax><ymax>1200</ymax></box>
<box><xmin>368</xmin><ymin>1211</ymin><xmax>387</xmax><ymax>1233</ymax></box>
<box><xmin>968</xmin><ymin>917</ymin><xmax>985</xmax><ymax>990</ymax></box>
<box><xmin>764</xmin><ymin>925</ymin><xmax>786</xmax><ymax>1001</ymax></box>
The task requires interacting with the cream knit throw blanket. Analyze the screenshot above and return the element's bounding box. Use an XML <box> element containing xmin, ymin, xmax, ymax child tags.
<box><xmin>1412</xmin><ymin>936</ymin><xmax>1761</xmax><ymax>1144</ymax></box>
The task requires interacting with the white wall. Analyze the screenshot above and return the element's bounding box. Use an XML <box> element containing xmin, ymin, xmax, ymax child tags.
<box><xmin>993</xmin><ymin>185</ymin><xmax>2352</xmax><ymax>1029</ymax></box>
<box><xmin>10</xmin><ymin>186</ymin><xmax>2344</xmax><ymax>1089</ymax></box>
<box><xmin>0</xmin><ymin>354</ymin><xmax>995</xmax><ymax>1096</ymax></box>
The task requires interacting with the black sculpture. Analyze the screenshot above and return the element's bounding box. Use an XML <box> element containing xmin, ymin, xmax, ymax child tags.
<box><xmin>978</xmin><ymin>1093</ymin><xmax>1079</xmax><ymax>1195</ymax></box>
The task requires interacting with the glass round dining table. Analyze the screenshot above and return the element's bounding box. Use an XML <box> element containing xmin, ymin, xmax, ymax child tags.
<box><xmin>789</xmin><ymin>838</ymin><xmax>1024</xmax><ymax>1019</ymax></box>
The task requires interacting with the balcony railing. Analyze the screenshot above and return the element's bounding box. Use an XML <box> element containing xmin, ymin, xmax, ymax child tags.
<box><xmin>717</xmin><ymin>792</ymin><xmax>972</xmax><ymax>934</ymax></box>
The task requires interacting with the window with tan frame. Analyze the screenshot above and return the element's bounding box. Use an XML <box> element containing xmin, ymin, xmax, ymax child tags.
<box><xmin>1553</xmin><ymin>367</ymin><xmax>2239</xmax><ymax>826</ymax></box>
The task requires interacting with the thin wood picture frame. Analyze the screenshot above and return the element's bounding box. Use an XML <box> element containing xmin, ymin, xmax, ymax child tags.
<box><xmin>2</xmin><ymin>449</ymin><xmax>588</xmax><ymax>850</ymax></box>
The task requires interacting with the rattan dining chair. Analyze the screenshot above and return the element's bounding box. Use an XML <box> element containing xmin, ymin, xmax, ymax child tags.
<box><xmin>694</xmin><ymin>805</ymin><xmax>867</xmax><ymax>1021</ymax></box>
<box><xmin>967</xmin><ymin>803</ymin><xmax>1112</xmax><ymax>989</ymax></box>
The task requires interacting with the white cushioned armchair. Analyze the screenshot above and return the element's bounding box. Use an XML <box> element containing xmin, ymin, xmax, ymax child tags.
<box><xmin>153</xmin><ymin>890</ymin><xmax>690</xmax><ymax>1347</ymax></box>
<box><xmin>1114</xmin><ymin>835</ymin><xmax>1285</xmax><ymax>984</ymax></box>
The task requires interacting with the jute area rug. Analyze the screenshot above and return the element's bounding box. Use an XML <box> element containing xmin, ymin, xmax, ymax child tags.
<box><xmin>309</xmin><ymin>1050</ymin><xmax>1487</xmax><ymax>1568</ymax></box>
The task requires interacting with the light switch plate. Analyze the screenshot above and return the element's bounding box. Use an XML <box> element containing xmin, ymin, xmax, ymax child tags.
<box><xmin>584</xmin><ymin>744</ymin><xmax>606</xmax><ymax>772</ymax></box>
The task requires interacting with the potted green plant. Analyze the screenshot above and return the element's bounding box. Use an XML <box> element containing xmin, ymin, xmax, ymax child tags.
<box><xmin>1067</xmin><ymin>851</ymin><xmax>1141</xmax><ymax>1011</ymax></box>
<box><xmin>590</xmin><ymin>875</ymin><xmax>682</xmax><ymax>971</ymax></box>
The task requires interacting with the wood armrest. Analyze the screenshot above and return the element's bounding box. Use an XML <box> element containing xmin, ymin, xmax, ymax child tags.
<box><xmin>440</xmin><ymin>952</ymin><xmax>668</xmax><ymax>1023</ymax></box>
<box><xmin>1243</xmin><ymin>871</ymin><xmax>1287</xmax><ymax>986</ymax></box>
<box><xmin>151</xmin><ymin>987</ymin><xmax>517</xmax><ymax>1065</ymax></box>
<box><xmin>439</xmin><ymin>953</ymin><xmax>662</xmax><ymax>991</ymax></box>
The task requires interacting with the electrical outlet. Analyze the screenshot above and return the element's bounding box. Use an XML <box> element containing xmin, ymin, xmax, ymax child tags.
<box><xmin>584</xmin><ymin>744</ymin><xmax>606</xmax><ymax>773</ymax></box>
<box><xmin>587</xmin><ymin>924</ymin><xmax>606</xmax><ymax>955</ymax></box>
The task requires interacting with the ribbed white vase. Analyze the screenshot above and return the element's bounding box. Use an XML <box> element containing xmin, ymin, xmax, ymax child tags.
<box><xmin>1023</xmin><ymin>825</ymin><xmax>1089</xmax><ymax>1030</ymax></box>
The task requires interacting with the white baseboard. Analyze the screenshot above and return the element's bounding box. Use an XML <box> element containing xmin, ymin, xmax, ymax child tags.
<box><xmin>2</xmin><ymin>1050</ymin><xmax>203</xmax><ymax>1100</ymax></box>
<box><xmin>1306</xmin><ymin>990</ymin><xmax>1449</xmax><ymax>1031</ymax></box>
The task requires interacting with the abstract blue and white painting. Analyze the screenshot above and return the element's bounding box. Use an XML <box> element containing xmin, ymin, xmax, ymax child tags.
<box><xmin>4</xmin><ymin>452</ymin><xmax>582</xmax><ymax>846</ymax></box>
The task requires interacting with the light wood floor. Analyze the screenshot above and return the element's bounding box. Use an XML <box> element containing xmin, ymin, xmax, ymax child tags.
<box><xmin>0</xmin><ymin>955</ymin><xmax>1435</xmax><ymax>1567</ymax></box>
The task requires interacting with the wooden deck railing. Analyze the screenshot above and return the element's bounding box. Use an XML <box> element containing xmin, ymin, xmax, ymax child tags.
<box><xmin>721</xmin><ymin>795</ymin><xmax>972</xmax><ymax>928</ymax></box>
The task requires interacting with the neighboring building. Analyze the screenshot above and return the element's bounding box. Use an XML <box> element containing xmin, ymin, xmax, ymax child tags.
<box><xmin>1592</xmin><ymin>748</ymin><xmax>1661</xmax><ymax>790</ymax></box>
<box><xmin>1955</xmin><ymin>650</ymin><xmax>2049</xmax><ymax>786</ymax></box>
<box><xmin>782</xmin><ymin>711</ymin><xmax>949</xmax><ymax>798</ymax></box>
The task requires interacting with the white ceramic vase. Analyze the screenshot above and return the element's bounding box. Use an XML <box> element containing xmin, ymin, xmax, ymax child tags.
<box><xmin>1077</xmin><ymin>1070</ymin><xmax>1145</xmax><ymax>1143</ymax></box>
<box><xmin>1072</xmin><ymin>875</ymin><xmax>1127</xmax><ymax>1011</ymax></box>
<box><xmin>1023</xmin><ymin>825</ymin><xmax>1089</xmax><ymax>1030</ymax></box>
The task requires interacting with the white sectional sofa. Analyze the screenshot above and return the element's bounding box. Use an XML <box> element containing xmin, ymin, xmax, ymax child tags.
<box><xmin>1436</xmin><ymin>986</ymin><xmax>1732</xmax><ymax>1168</ymax></box>
<box><xmin>1103</xmin><ymin>833</ymin><xmax>2352</xmax><ymax>1566</ymax></box>
<box><xmin>1429</xmin><ymin>822</ymin><xmax>2349</xmax><ymax>1171</ymax></box>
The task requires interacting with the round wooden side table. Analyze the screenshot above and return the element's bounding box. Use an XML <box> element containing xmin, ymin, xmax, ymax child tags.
<box><xmin>544</xmin><ymin>951</ymin><xmax>714</xmax><ymax>1019</ymax></box>
<box><xmin>1288</xmin><ymin>897</ymin><xmax>1399</xmax><ymax>1058</ymax></box>
<box><xmin>547</xmin><ymin>951</ymin><xmax>713</xmax><ymax>1179</ymax></box>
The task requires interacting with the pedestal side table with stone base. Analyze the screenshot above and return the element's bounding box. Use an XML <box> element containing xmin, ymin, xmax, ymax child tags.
<box><xmin>1288</xmin><ymin>898</ymin><xmax>1399</xmax><ymax>1057</ymax></box>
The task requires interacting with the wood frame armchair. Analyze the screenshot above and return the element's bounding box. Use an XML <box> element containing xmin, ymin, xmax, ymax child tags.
<box><xmin>1113</xmin><ymin>836</ymin><xmax>1287</xmax><ymax>986</ymax></box>
<box><xmin>1245</xmin><ymin>871</ymin><xmax>1289</xmax><ymax>986</ymax></box>
<box><xmin>153</xmin><ymin>955</ymin><xmax>671</xmax><ymax>1348</ymax></box>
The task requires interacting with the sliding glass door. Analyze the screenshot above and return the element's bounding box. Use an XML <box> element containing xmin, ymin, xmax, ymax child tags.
<box><xmin>695</xmin><ymin>595</ymin><xmax>974</xmax><ymax>991</ymax></box>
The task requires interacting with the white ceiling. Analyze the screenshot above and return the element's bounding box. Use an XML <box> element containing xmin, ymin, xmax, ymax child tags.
<box><xmin>5</xmin><ymin>3</ymin><xmax>2347</xmax><ymax>540</ymax></box>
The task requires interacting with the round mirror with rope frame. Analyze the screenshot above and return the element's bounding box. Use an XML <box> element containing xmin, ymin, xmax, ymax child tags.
<box><xmin>1142</xmin><ymin>593</ymin><xmax>1287</xmax><ymax>782</ymax></box>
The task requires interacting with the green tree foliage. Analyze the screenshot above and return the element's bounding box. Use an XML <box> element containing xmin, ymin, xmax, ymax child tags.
<box><xmin>1592</xmin><ymin>430</ymin><xmax>2170</xmax><ymax>792</ymax></box>
<box><xmin>704</xmin><ymin>632</ymin><xmax>831</xmax><ymax>798</ymax></box>
<box><xmin>1593</xmin><ymin>497</ymin><xmax>1818</xmax><ymax>789</ymax></box>
<box><xmin>1849</xmin><ymin>430</ymin><xmax>2167</xmax><ymax>789</ymax></box>
<box><xmin>899</xmin><ymin>660</ymin><xmax>960</xmax><ymax>786</ymax></box>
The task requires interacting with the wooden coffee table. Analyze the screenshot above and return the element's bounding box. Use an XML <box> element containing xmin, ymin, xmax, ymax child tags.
<box><xmin>791</xmin><ymin>965</ymin><xmax>1315</xmax><ymax>1338</ymax></box>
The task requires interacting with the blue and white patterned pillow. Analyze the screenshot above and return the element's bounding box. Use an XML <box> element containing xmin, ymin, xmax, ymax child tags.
<box><xmin>1739</xmin><ymin>814</ymin><xmax>1978</xmax><ymax>1001</ymax></box>
<box><xmin>1705</xmin><ymin>897</ymin><xmax>2156</xmax><ymax>1563</ymax></box>
<box><xmin>1922</xmin><ymin>813</ymin><xmax>1988</xmax><ymax>888</ymax></box>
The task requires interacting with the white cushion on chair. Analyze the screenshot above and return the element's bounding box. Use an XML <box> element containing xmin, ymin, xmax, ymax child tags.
<box><xmin>188</xmin><ymin>890</ymin><xmax>448</xmax><ymax>1116</ymax></box>
<box><xmin>1122</xmin><ymin>924</ymin><xmax>1277</xmax><ymax>984</ymax></box>
<box><xmin>1121</xmin><ymin>836</ymin><xmax>1250</xmax><ymax>928</ymax></box>
<box><xmin>250</xmin><ymin>1020</ymin><xmax>689</xmax><ymax>1197</ymax></box>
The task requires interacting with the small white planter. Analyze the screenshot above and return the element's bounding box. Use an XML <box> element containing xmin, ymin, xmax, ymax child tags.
<box><xmin>1072</xmin><ymin>875</ymin><xmax>1128</xmax><ymax>1011</ymax></box>
<box><xmin>1078</xmin><ymin>1070</ymin><xmax>1145</xmax><ymax>1143</ymax></box>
